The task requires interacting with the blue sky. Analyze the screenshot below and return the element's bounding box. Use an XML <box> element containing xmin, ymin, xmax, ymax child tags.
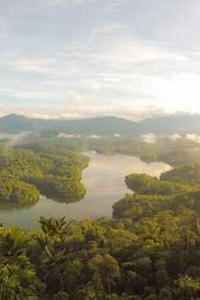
<box><xmin>1</xmin><ymin>0</ymin><xmax>200</xmax><ymax>119</ymax></box>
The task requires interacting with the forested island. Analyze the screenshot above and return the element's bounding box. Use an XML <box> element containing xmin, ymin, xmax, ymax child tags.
<box><xmin>0</xmin><ymin>142</ymin><xmax>88</xmax><ymax>206</ymax></box>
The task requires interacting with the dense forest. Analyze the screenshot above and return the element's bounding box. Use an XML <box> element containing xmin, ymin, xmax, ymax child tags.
<box><xmin>0</xmin><ymin>134</ymin><xmax>199</xmax><ymax>299</ymax></box>
<box><xmin>0</xmin><ymin>143</ymin><xmax>88</xmax><ymax>206</ymax></box>
<box><xmin>125</xmin><ymin>173</ymin><xmax>196</xmax><ymax>195</ymax></box>
<box><xmin>86</xmin><ymin>135</ymin><xmax>200</xmax><ymax>167</ymax></box>
<box><xmin>0</xmin><ymin>156</ymin><xmax>200</xmax><ymax>299</ymax></box>
<box><xmin>15</xmin><ymin>128</ymin><xmax>200</xmax><ymax>167</ymax></box>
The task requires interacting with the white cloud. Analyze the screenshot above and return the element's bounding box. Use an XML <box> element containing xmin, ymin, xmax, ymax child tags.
<box><xmin>91</xmin><ymin>39</ymin><xmax>188</xmax><ymax>66</ymax></box>
<box><xmin>1</xmin><ymin>2</ymin><xmax>200</xmax><ymax>120</ymax></box>
<box><xmin>0</xmin><ymin>101</ymin><xmax>165</xmax><ymax>120</ymax></box>
<box><xmin>0</xmin><ymin>36</ymin><xmax>199</xmax><ymax>119</ymax></box>
<box><xmin>12</xmin><ymin>58</ymin><xmax>55</xmax><ymax>73</ymax></box>
<box><xmin>42</xmin><ymin>0</ymin><xmax>95</xmax><ymax>6</ymax></box>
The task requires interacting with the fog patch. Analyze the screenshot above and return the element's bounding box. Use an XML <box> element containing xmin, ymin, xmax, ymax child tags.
<box><xmin>167</xmin><ymin>133</ymin><xmax>200</xmax><ymax>144</ymax></box>
<box><xmin>168</xmin><ymin>134</ymin><xmax>182</xmax><ymax>141</ymax></box>
<box><xmin>58</xmin><ymin>133</ymin><xmax>81</xmax><ymax>139</ymax></box>
<box><xmin>141</xmin><ymin>133</ymin><xmax>157</xmax><ymax>144</ymax></box>
<box><xmin>89</xmin><ymin>135</ymin><xmax>102</xmax><ymax>139</ymax></box>
<box><xmin>185</xmin><ymin>134</ymin><xmax>200</xmax><ymax>143</ymax></box>
<box><xmin>0</xmin><ymin>132</ymin><xmax>31</xmax><ymax>146</ymax></box>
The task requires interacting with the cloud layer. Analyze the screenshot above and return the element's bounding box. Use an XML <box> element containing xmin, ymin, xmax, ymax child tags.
<box><xmin>1</xmin><ymin>0</ymin><xmax>200</xmax><ymax>119</ymax></box>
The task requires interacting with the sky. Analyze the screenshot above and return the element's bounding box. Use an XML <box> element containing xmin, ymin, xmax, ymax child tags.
<box><xmin>1</xmin><ymin>0</ymin><xmax>200</xmax><ymax>119</ymax></box>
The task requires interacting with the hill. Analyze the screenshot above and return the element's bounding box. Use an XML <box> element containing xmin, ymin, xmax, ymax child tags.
<box><xmin>0</xmin><ymin>114</ymin><xmax>137</xmax><ymax>134</ymax></box>
<box><xmin>1</xmin><ymin>113</ymin><xmax>200</xmax><ymax>134</ymax></box>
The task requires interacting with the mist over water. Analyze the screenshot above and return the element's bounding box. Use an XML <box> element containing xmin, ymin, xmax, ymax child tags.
<box><xmin>0</xmin><ymin>152</ymin><xmax>171</xmax><ymax>228</ymax></box>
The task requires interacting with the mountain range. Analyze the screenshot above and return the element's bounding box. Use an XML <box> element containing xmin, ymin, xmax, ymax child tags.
<box><xmin>0</xmin><ymin>113</ymin><xmax>200</xmax><ymax>135</ymax></box>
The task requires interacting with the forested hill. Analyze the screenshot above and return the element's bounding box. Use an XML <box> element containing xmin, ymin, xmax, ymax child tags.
<box><xmin>1</xmin><ymin>113</ymin><xmax>200</xmax><ymax>134</ymax></box>
<box><xmin>0</xmin><ymin>114</ymin><xmax>137</xmax><ymax>134</ymax></box>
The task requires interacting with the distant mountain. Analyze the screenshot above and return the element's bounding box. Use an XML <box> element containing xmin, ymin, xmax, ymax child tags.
<box><xmin>0</xmin><ymin>113</ymin><xmax>200</xmax><ymax>134</ymax></box>
<box><xmin>0</xmin><ymin>114</ymin><xmax>137</xmax><ymax>134</ymax></box>
<box><xmin>0</xmin><ymin>114</ymin><xmax>33</xmax><ymax>132</ymax></box>
<box><xmin>137</xmin><ymin>114</ymin><xmax>200</xmax><ymax>134</ymax></box>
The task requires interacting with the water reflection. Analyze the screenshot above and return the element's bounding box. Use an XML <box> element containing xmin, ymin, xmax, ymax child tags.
<box><xmin>0</xmin><ymin>152</ymin><xmax>171</xmax><ymax>228</ymax></box>
<box><xmin>0</xmin><ymin>201</ymin><xmax>38</xmax><ymax>211</ymax></box>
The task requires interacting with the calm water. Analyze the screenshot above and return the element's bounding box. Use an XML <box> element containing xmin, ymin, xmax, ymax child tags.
<box><xmin>0</xmin><ymin>152</ymin><xmax>171</xmax><ymax>228</ymax></box>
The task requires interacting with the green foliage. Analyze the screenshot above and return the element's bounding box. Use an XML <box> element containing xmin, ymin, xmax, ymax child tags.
<box><xmin>161</xmin><ymin>163</ymin><xmax>200</xmax><ymax>184</ymax></box>
<box><xmin>0</xmin><ymin>226</ymin><xmax>41</xmax><ymax>299</ymax></box>
<box><xmin>25</xmin><ymin>175</ymin><xmax>86</xmax><ymax>203</ymax></box>
<box><xmin>53</xmin><ymin>291</ymin><xmax>69</xmax><ymax>300</ymax></box>
<box><xmin>0</xmin><ymin>175</ymin><xmax>39</xmax><ymax>205</ymax></box>
<box><xmin>125</xmin><ymin>173</ymin><xmax>195</xmax><ymax>195</ymax></box>
<box><xmin>1</xmin><ymin>197</ymin><xmax>200</xmax><ymax>300</ymax></box>
<box><xmin>84</xmin><ymin>134</ymin><xmax>200</xmax><ymax>167</ymax></box>
<box><xmin>0</xmin><ymin>136</ymin><xmax>200</xmax><ymax>299</ymax></box>
<box><xmin>0</xmin><ymin>144</ymin><xmax>88</xmax><ymax>205</ymax></box>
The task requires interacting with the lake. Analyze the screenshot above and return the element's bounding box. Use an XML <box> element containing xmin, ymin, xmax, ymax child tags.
<box><xmin>0</xmin><ymin>152</ymin><xmax>171</xmax><ymax>228</ymax></box>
